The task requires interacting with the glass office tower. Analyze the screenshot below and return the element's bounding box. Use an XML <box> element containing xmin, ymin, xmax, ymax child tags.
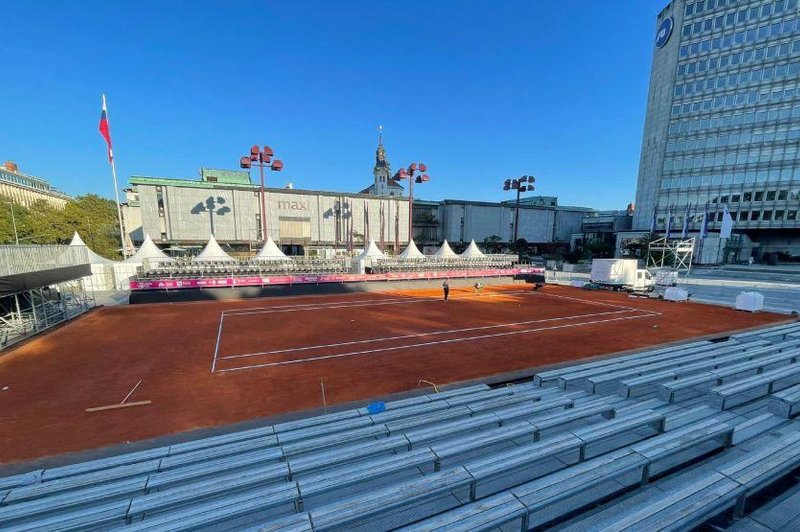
<box><xmin>633</xmin><ymin>0</ymin><xmax>800</xmax><ymax>260</ymax></box>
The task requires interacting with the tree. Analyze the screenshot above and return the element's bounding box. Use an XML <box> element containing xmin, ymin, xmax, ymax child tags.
<box><xmin>482</xmin><ymin>235</ymin><xmax>503</xmax><ymax>254</ymax></box>
<box><xmin>0</xmin><ymin>194</ymin><xmax>122</xmax><ymax>259</ymax></box>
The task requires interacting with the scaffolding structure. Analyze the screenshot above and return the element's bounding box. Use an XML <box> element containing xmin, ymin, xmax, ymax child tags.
<box><xmin>0</xmin><ymin>245</ymin><xmax>94</xmax><ymax>350</ymax></box>
<box><xmin>646</xmin><ymin>237</ymin><xmax>695</xmax><ymax>273</ymax></box>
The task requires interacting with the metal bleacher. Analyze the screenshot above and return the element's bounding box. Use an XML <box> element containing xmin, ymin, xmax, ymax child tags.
<box><xmin>1</xmin><ymin>321</ymin><xmax>800</xmax><ymax>531</ymax></box>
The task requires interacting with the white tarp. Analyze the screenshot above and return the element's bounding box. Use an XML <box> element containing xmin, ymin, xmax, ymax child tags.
<box><xmin>664</xmin><ymin>287</ymin><xmax>689</xmax><ymax>302</ymax></box>
<box><xmin>460</xmin><ymin>240</ymin><xmax>485</xmax><ymax>258</ymax></box>
<box><xmin>69</xmin><ymin>232</ymin><xmax>141</xmax><ymax>291</ymax></box>
<box><xmin>254</xmin><ymin>235</ymin><xmax>289</xmax><ymax>261</ymax></box>
<box><xmin>194</xmin><ymin>234</ymin><xmax>237</xmax><ymax>262</ymax></box>
<box><xmin>433</xmin><ymin>240</ymin><xmax>457</xmax><ymax>258</ymax></box>
<box><xmin>735</xmin><ymin>291</ymin><xmax>764</xmax><ymax>312</ymax></box>
<box><xmin>125</xmin><ymin>234</ymin><xmax>172</xmax><ymax>264</ymax></box>
<box><xmin>355</xmin><ymin>239</ymin><xmax>385</xmax><ymax>260</ymax></box>
<box><xmin>398</xmin><ymin>239</ymin><xmax>425</xmax><ymax>260</ymax></box>
<box><xmin>69</xmin><ymin>232</ymin><xmax>115</xmax><ymax>265</ymax></box>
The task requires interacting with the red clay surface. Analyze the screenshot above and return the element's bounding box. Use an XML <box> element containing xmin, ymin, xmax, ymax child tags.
<box><xmin>0</xmin><ymin>284</ymin><xmax>790</xmax><ymax>465</ymax></box>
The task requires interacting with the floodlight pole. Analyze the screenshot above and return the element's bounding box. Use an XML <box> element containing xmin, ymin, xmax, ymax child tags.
<box><xmin>513</xmin><ymin>186</ymin><xmax>522</xmax><ymax>244</ymax></box>
<box><xmin>240</xmin><ymin>145</ymin><xmax>283</xmax><ymax>242</ymax></box>
<box><xmin>258</xmin><ymin>158</ymin><xmax>267</xmax><ymax>240</ymax></box>
<box><xmin>407</xmin><ymin>175</ymin><xmax>414</xmax><ymax>244</ymax></box>
<box><xmin>394</xmin><ymin>163</ymin><xmax>430</xmax><ymax>244</ymax></box>
<box><xmin>503</xmin><ymin>175</ymin><xmax>535</xmax><ymax>246</ymax></box>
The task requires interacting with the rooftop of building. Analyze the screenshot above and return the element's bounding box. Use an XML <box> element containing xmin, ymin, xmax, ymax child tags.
<box><xmin>0</xmin><ymin>161</ymin><xmax>72</xmax><ymax>199</ymax></box>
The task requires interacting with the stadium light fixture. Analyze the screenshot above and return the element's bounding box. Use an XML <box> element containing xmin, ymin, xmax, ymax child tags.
<box><xmin>393</xmin><ymin>162</ymin><xmax>431</xmax><ymax>243</ymax></box>
<box><xmin>240</xmin><ymin>144</ymin><xmax>284</xmax><ymax>241</ymax></box>
<box><xmin>503</xmin><ymin>175</ymin><xmax>536</xmax><ymax>245</ymax></box>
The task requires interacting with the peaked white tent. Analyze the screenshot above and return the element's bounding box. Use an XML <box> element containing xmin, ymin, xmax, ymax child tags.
<box><xmin>398</xmin><ymin>239</ymin><xmax>425</xmax><ymax>260</ymax></box>
<box><xmin>460</xmin><ymin>239</ymin><xmax>485</xmax><ymax>258</ymax></box>
<box><xmin>355</xmin><ymin>239</ymin><xmax>385</xmax><ymax>260</ymax></box>
<box><xmin>69</xmin><ymin>232</ymin><xmax>115</xmax><ymax>265</ymax></box>
<box><xmin>254</xmin><ymin>235</ymin><xmax>289</xmax><ymax>261</ymax></box>
<box><xmin>194</xmin><ymin>235</ymin><xmax>237</xmax><ymax>262</ymax></box>
<box><xmin>69</xmin><ymin>232</ymin><xmax>144</xmax><ymax>291</ymax></box>
<box><xmin>125</xmin><ymin>234</ymin><xmax>172</xmax><ymax>264</ymax></box>
<box><xmin>433</xmin><ymin>239</ymin><xmax>457</xmax><ymax>258</ymax></box>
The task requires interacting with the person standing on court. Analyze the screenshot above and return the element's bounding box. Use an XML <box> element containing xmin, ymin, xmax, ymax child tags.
<box><xmin>442</xmin><ymin>278</ymin><xmax>450</xmax><ymax>302</ymax></box>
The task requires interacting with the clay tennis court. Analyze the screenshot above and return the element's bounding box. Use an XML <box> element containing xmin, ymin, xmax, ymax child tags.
<box><xmin>0</xmin><ymin>284</ymin><xmax>789</xmax><ymax>465</ymax></box>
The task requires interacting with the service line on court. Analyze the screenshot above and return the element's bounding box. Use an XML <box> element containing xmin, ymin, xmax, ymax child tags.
<box><xmin>219</xmin><ymin>308</ymin><xmax>643</xmax><ymax>361</ymax></box>
<box><xmin>222</xmin><ymin>289</ymin><xmax>536</xmax><ymax>317</ymax></box>
<box><xmin>212</xmin><ymin>288</ymin><xmax>535</xmax><ymax>372</ymax></box>
<box><xmin>217</xmin><ymin>309</ymin><xmax>660</xmax><ymax>373</ymax></box>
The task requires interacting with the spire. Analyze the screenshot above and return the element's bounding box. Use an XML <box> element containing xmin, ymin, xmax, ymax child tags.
<box><xmin>375</xmin><ymin>125</ymin><xmax>389</xmax><ymax>169</ymax></box>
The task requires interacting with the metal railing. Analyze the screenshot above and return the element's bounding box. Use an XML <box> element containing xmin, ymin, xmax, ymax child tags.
<box><xmin>0</xmin><ymin>245</ymin><xmax>89</xmax><ymax>277</ymax></box>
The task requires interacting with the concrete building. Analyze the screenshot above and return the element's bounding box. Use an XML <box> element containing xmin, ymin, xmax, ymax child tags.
<box><xmin>123</xmin><ymin>170</ymin><xmax>410</xmax><ymax>255</ymax></box>
<box><xmin>572</xmin><ymin>207</ymin><xmax>634</xmax><ymax>252</ymax></box>
<box><xmin>632</xmin><ymin>0</ymin><xmax>800</xmax><ymax>262</ymax></box>
<box><xmin>122</xmin><ymin>138</ymin><xmax>597</xmax><ymax>255</ymax></box>
<box><xmin>0</xmin><ymin>161</ymin><xmax>71</xmax><ymax>208</ymax></box>
<box><xmin>435</xmin><ymin>200</ymin><xmax>592</xmax><ymax>247</ymax></box>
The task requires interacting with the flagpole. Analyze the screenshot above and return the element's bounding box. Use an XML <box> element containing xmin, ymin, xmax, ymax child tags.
<box><xmin>110</xmin><ymin>158</ymin><xmax>127</xmax><ymax>258</ymax></box>
<box><xmin>103</xmin><ymin>94</ymin><xmax>128</xmax><ymax>259</ymax></box>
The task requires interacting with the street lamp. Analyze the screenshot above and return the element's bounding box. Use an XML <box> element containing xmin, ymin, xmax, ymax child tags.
<box><xmin>240</xmin><ymin>145</ymin><xmax>284</xmax><ymax>241</ymax></box>
<box><xmin>4</xmin><ymin>201</ymin><xmax>19</xmax><ymax>245</ymax></box>
<box><xmin>393</xmin><ymin>163</ymin><xmax>430</xmax><ymax>243</ymax></box>
<box><xmin>503</xmin><ymin>175</ymin><xmax>535</xmax><ymax>245</ymax></box>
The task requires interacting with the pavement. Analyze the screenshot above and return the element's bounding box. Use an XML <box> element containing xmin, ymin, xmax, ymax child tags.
<box><xmin>676</xmin><ymin>266</ymin><xmax>800</xmax><ymax>314</ymax></box>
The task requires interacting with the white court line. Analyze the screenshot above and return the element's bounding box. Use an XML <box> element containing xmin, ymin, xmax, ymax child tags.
<box><xmin>532</xmin><ymin>290</ymin><xmax>642</xmax><ymax>312</ymax></box>
<box><xmin>212</xmin><ymin>289</ymin><xmax>534</xmax><ymax>373</ymax></box>
<box><xmin>222</xmin><ymin>289</ymin><xmax>536</xmax><ymax>317</ymax></box>
<box><xmin>217</xmin><ymin>311</ymin><xmax>660</xmax><ymax>373</ymax></box>
<box><xmin>211</xmin><ymin>313</ymin><xmax>225</xmax><ymax>373</ymax></box>
<box><xmin>219</xmin><ymin>308</ymin><xmax>640</xmax><ymax>361</ymax></box>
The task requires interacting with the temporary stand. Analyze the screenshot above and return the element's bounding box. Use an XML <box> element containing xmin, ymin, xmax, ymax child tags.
<box><xmin>647</xmin><ymin>237</ymin><xmax>695</xmax><ymax>273</ymax></box>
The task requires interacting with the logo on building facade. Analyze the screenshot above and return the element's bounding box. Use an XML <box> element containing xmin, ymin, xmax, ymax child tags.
<box><xmin>655</xmin><ymin>17</ymin><xmax>673</xmax><ymax>48</ymax></box>
<box><xmin>277</xmin><ymin>200</ymin><xmax>309</xmax><ymax>212</ymax></box>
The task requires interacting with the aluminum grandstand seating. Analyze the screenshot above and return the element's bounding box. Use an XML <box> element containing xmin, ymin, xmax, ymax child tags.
<box><xmin>2</xmin><ymin>320</ymin><xmax>800</xmax><ymax>531</ymax></box>
<box><xmin>135</xmin><ymin>254</ymin><xmax>518</xmax><ymax>280</ymax></box>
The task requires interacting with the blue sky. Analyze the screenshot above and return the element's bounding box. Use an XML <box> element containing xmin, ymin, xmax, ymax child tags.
<box><xmin>1</xmin><ymin>1</ymin><xmax>662</xmax><ymax>210</ymax></box>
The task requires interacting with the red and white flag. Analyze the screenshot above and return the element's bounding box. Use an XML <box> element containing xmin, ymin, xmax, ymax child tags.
<box><xmin>98</xmin><ymin>94</ymin><xmax>113</xmax><ymax>163</ymax></box>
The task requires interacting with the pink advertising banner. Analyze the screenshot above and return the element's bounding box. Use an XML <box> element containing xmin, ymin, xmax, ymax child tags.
<box><xmin>129</xmin><ymin>267</ymin><xmax>545</xmax><ymax>291</ymax></box>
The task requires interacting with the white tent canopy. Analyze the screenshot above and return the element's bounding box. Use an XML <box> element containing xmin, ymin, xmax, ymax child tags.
<box><xmin>125</xmin><ymin>234</ymin><xmax>172</xmax><ymax>264</ymax></box>
<box><xmin>69</xmin><ymin>232</ymin><xmax>116</xmax><ymax>265</ymax></box>
<box><xmin>254</xmin><ymin>235</ymin><xmax>289</xmax><ymax>261</ymax></box>
<box><xmin>398</xmin><ymin>239</ymin><xmax>425</xmax><ymax>260</ymax></box>
<box><xmin>460</xmin><ymin>239</ymin><xmax>485</xmax><ymax>258</ymax></box>
<box><xmin>355</xmin><ymin>239</ymin><xmax>385</xmax><ymax>260</ymax></box>
<box><xmin>194</xmin><ymin>235</ymin><xmax>237</xmax><ymax>263</ymax></box>
<box><xmin>433</xmin><ymin>239</ymin><xmax>457</xmax><ymax>258</ymax></box>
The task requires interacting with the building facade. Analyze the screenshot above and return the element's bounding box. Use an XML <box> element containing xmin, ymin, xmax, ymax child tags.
<box><xmin>124</xmin><ymin>170</ymin><xmax>411</xmax><ymax>254</ymax></box>
<box><xmin>633</xmin><ymin>0</ymin><xmax>800</xmax><ymax>259</ymax></box>
<box><xmin>0</xmin><ymin>161</ymin><xmax>71</xmax><ymax>208</ymax></box>
<box><xmin>123</xmin><ymin>171</ymin><xmax>594</xmax><ymax>255</ymax></box>
<box><xmin>436</xmin><ymin>200</ymin><xmax>592</xmax><ymax>246</ymax></box>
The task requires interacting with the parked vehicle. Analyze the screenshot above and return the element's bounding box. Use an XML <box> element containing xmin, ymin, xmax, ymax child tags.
<box><xmin>590</xmin><ymin>258</ymin><xmax>656</xmax><ymax>292</ymax></box>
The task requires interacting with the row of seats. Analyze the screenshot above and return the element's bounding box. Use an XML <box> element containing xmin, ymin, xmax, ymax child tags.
<box><xmin>137</xmin><ymin>259</ymin><xmax>349</xmax><ymax>280</ymax></box>
<box><xmin>371</xmin><ymin>257</ymin><xmax>516</xmax><ymax>274</ymax></box>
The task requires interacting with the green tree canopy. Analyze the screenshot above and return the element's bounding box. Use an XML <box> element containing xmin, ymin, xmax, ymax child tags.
<box><xmin>0</xmin><ymin>194</ymin><xmax>122</xmax><ymax>259</ymax></box>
